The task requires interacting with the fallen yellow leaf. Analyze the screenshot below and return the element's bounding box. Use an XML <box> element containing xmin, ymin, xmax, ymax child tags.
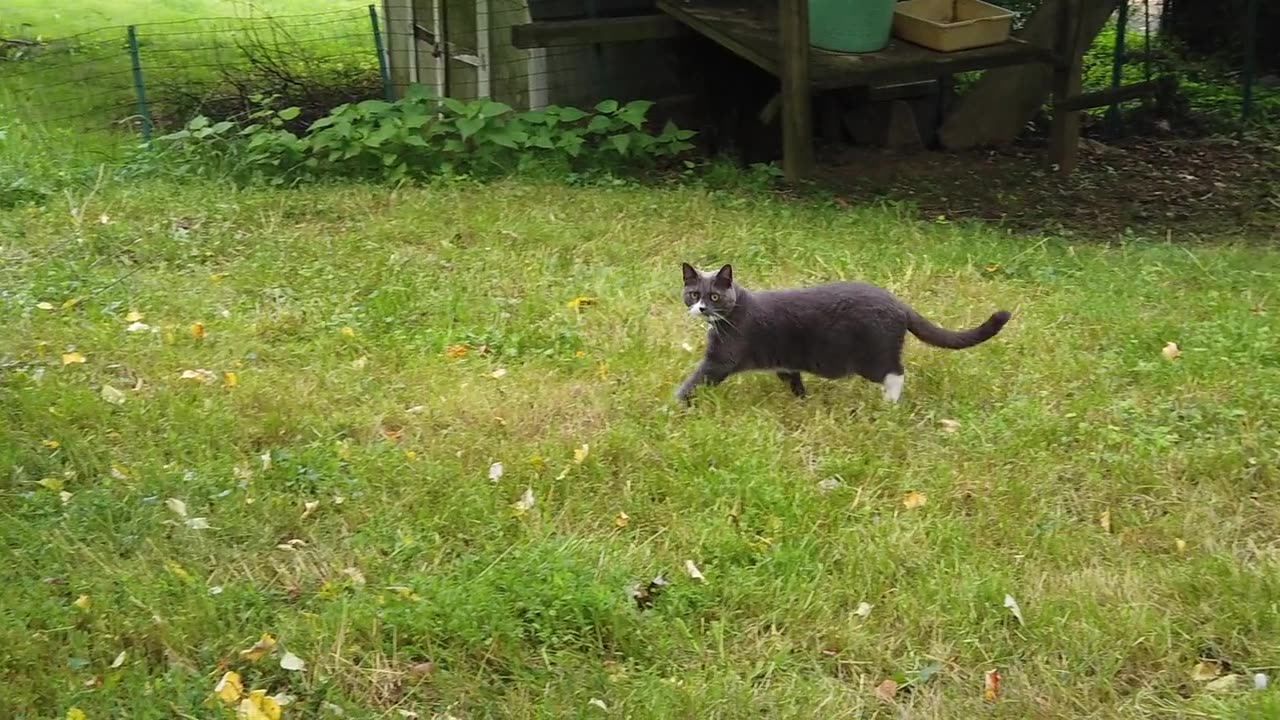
<box><xmin>125</xmin><ymin>310</ymin><xmax>144</xmax><ymax>323</ymax></box>
<box><xmin>73</xmin><ymin>595</ymin><xmax>91</xmax><ymax>611</ymax></box>
<box><xmin>1100</xmin><ymin>509</ymin><xmax>1112</xmax><ymax>533</ymax></box>
<box><xmin>1192</xmin><ymin>660</ymin><xmax>1223</xmax><ymax>682</ymax></box>
<box><xmin>1175</xmin><ymin>538</ymin><xmax>1187</xmax><ymax>554</ymax></box>
<box><xmin>238</xmin><ymin>633</ymin><xmax>278</xmax><ymax>662</ymax></box>
<box><xmin>214</xmin><ymin>670</ymin><xmax>244</xmax><ymax>704</ymax></box>
<box><xmin>66</xmin><ymin>709</ymin><xmax>87</xmax><ymax>720</ymax></box>
<box><xmin>191</xmin><ymin>322</ymin><xmax>206</xmax><ymax>341</ymax></box>
<box><xmin>1162</xmin><ymin>341</ymin><xmax>1181</xmax><ymax>361</ymax></box>
<box><xmin>340</xmin><ymin>326</ymin><xmax>356</xmax><ymax>338</ymax></box>
<box><xmin>36</xmin><ymin>301</ymin><xmax>55</xmax><ymax>311</ymax></box>
<box><xmin>43</xmin><ymin>439</ymin><xmax>61</xmax><ymax>449</ymax></box>
<box><xmin>223</xmin><ymin>371</ymin><xmax>239</xmax><ymax>388</ymax></box>
<box><xmin>180</xmin><ymin>369</ymin><xmax>217</xmax><ymax>384</ymax></box>
<box><xmin>939</xmin><ymin>418</ymin><xmax>960</xmax><ymax>433</ymax></box>
<box><xmin>902</xmin><ymin>491</ymin><xmax>927</xmax><ymax>510</ymax></box>
<box><xmin>61</xmin><ymin>352</ymin><xmax>87</xmax><ymax>365</ymax></box>
<box><xmin>444</xmin><ymin>344</ymin><xmax>468</xmax><ymax>360</ymax></box>
<box><xmin>239</xmin><ymin>690</ymin><xmax>282</xmax><ymax>720</ymax></box>
<box><xmin>614</xmin><ymin>511</ymin><xmax>630</xmax><ymax>528</ymax></box>
<box><xmin>61</xmin><ymin>297</ymin><xmax>82</xmax><ymax>310</ymax></box>
<box><xmin>566</xmin><ymin>296</ymin><xmax>596</xmax><ymax>310</ymax></box>
<box><xmin>574</xmin><ymin>444</ymin><xmax>590</xmax><ymax>464</ymax></box>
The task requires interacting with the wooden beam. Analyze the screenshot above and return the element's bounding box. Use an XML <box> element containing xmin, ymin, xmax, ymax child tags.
<box><xmin>1047</xmin><ymin>0</ymin><xmax>1083</xmax><ymax>174</ymax></box>
<box><xmin>1054</xmin><ymin>78</ymin><xmax>1163</xmax><ymax>112</ymax></box>
<box><xmin>510</xmin><ymin>15</ymin><xmax>687</xmax><ymax>49</ymax></box>
<box><xmin>778</xmin><ymin>0</ymin><xmax>812</xmax><ymax>182</ymax></box>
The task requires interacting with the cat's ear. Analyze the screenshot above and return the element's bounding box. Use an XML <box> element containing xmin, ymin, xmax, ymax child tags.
<box><xmin>712</xmin><ymin>264</ymin><xmax>733</xmax><ymax>289</ymax></box>
<box><xmin>681</xmin><ymin>262</ymin><xmax>698</xmax><ymax>285</ymax></box>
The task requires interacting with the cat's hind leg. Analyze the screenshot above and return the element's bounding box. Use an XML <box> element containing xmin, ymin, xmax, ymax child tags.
<box><xmin>776</xmin><ymin>371</ymin><xmax>806</xmax><ymax>398</ymax></box>
<box><xmin>881</xmin><ymin>371</ymin><xmax>904</xmax><ymax>403</ymax></box>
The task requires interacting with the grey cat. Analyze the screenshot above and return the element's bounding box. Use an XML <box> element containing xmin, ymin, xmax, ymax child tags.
<box><xmin>675</xmin><ymin>263</ymin><xmax>1011</xmax><ymax>405</ymax></box>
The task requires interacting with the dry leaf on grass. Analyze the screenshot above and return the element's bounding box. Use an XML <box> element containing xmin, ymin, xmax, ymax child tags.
<box><xmin>817</xmin><ymin>477</ymin><xmax>841</xmax><ymax>492</ymax></box>
<box><xmin>62</xmin><ymin>352</ymin><xmax>87</xmax><ymax>365</ymax></box>
<box><xmin>215</xmin><ymin>670</ymin><xmax>244</xmax><ymax>703</ymax></box>
<box><xmin>588</xmin><ymin>699</ymin><xmax>608</xmax><ymax>712</ymax></box>
<box><xmin>939</xmin><ymin>418</ymin><xmax>960</xmax><ymax>433</ymax></box>
<box><xmin>301</xmin><ymin>500</ymin><xmax>319</xmax><ymax>520</ymax></box>
<box><xmin>180</xmin><ymin>369</ymin><xmax>217</xmax><ymax>384</ymax></box>
<box><xmin>407</xmin><ymin>661</ymin><xmax>435</xmax><ymax>679</ymax></box>
<box><xmin>238</xmin><ymin>690</ymin><xmax>283</xmax><ymax>720</ymax></box>
<box><xmin>513</xmin><ymin>487</ymin><xmax>535</xmax><ymax>514</ymax></box>
<box><xmin>902</xmin><ymin>491</ymin><xmax>927</xmax><ymax>510</ymax></box>
<box><xmin>223</xmin><ymin>371</ymin><xmax>238</xmax><ymax>388</ymax></box>
<box><xmin>855</xmin><ymin>601</ymin><xmax>873</xmax><ymax>618</ymax></box>
<box><xmin>101</xmin><ymin>385</ymin><xmax>127</xmax><ymax>405</ymax></box>
<box><xmin>1003</xmin><ymin>594</ymin><xmax>1025</xmax><ymax>625</ymax></box>
<box><xmin>73</xmin><ymin>595</ymin><xmax>91</xmax><ymax>611</ymax></box>
<box><xmin>684</xmin><ymin>560</ymin><xmax>705</xmax><ymax>582</ymax></box>
<box><xmin>184</xmin><ymin>518</ymin><xmax>211</xmax><ymax>530</ymax></box>
<box><xmin>490</xmin><ymin>368</ymin><xmax>507</xmax><ymax>379</ymax></box>
<box><xmin>191</xmin><ymin>322</ymin><xmax>205</xmax><ymax>340</ymax></box>
<box><xmin>983</xmin><ymin>669</ymin><xmax>1001</xmax><ymax>701</ymax></box>
<box><xmin>165</xmin><ymin>498</ymin><xmax>188</xmax><ymax>518</ymax></box>
<box><xmin>489</xmin><ymin>462</ymin><xmax>504</xmax><ymax>483</ymax></box>
<box><xmin>444</xmin><ymin>344</ymin><xmax>468</xmax><ymax>360</ymax></box>
<box><xmin>110</xmin><ymin>650</ymin><xmax>126</xmax><ymax>668</ymax></box>
<box><xmin>874</xmin><ymin>679</ymin><xmax>898</xmax><ymax>703</ymax></box>
<box><xmin>1192</xmin><ymin>660</ymin><xmax>1224</xmax><ymax>681</ymax></box>
<box><xmin>343</xmin><ymin>567</ymin><xmax>366</xmax><ymax>587</ymax></box>
<box><xmin>239</xmin><ymin>633</ymin><xmax>278</xmax><ymax>662</ymax></box>
<box><xmin>615</xmin><ymin>511</ymin><xmax>630</xmax><ymax>528</ymax></box>
<box><xmin>37</xmin><ymin>301</ymin><xmax>55</xmax><ymax>311</ymax></box>
<box><xmin>1162</xmin><ymin>341</ymin><xmax>1181</xmax><ymax>360</ymax></box>
<box><xmin>1206</xmin><ymin>675</ymin><xmax>1242</xmax><ymax>693</ymax></box>
<box><xmin>1175</xmin><ymin>538</ymin><xmax>1188</xmax><ymax>553</ymax></box>
<box><xmin>1100</xmin><ymin>509</ymin><xmax>1112</xmax><ymax>533</ymax></box>
<box><xmin>574</xmin><ymin>444</ymin><xmax>590</xmax><ymax>464</ymax></box>
<box><xmin>125</xmin><ymin>310</ymin><xmax>144</xmax><ymax>323</ymax></box>
<box><xmin>279</xmin><ymin>650</ymin><xmax>306</xmax><ymax>671</ymax></box>
<box><xmin>126</xmin><ymin>321</ymin><xmax>152</xmax><ymax>333</ymax></box>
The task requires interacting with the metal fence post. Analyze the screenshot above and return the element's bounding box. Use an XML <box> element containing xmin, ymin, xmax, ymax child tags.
<box><xmin>1106</xmin><ymin>0</ymin><xmax>1128</xmax><ymax>134</ymax></box>
<box><xmin>126</xmin><ymin>25</ymin><xmax>153</xmax><ymax>142</ymax></box>
<box><xmin>1241</xmin><ymin>0</ymin><xmax>1258</xmax><ymax>128</ymax></box>
<box><xmin>369</xmin><ymin>5</ymin><xmax>395</xmax><ymax>101</ymax></box>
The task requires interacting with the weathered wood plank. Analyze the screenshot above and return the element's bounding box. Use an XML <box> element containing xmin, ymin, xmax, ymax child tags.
<box><xmin>1055</xmin><ymin>78</ymin><xmax>1163</xmax><ymax>112</ymax></box>
<box><xmin>1048</xmin><ymin>0</ymin><xmax>1083</xmax><ymax>173</ymax></box>
<box><xmin>657</xmin><ymin>0</ymin><xmax>1050</xmax><ymax>90</ymax></box>
<box><xmin>778</xmin><ymin>0</ymin><xmax>812</xmax><ymax>181</ymax></box>
<box><xmin>510</xmin><ymin>14</ymin><xmax>688</xmax><ymax>49</ymax></box>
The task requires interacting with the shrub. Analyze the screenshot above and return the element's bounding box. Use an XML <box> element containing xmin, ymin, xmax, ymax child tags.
<box><xmin>141</xmin><ymin>87</ymin><xmax>698</xmax><ymax>184</ymax></box>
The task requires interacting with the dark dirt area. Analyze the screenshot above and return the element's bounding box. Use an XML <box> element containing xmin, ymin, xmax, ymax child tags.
<box><xmin>816</xmin><ymin>134</ymin><xmax>1280</xmax><ymax>240</ymax></box>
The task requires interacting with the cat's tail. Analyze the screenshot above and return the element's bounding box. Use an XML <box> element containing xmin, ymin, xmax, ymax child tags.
<box><xmin>907</xmin><ymin>309</ymin><xmax>1011</xmax><ymax>350</ymax></box>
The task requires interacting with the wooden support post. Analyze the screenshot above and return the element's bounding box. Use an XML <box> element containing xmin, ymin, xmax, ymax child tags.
<box><xmin>778</xmin><ymin>0</ymin><xmax>813</xmax><ymax>182</ymax></box>
<box><xmin>1047</xmin><ymin>0</ymin><xmax>1082</xmax><ymax>173</ymax></box>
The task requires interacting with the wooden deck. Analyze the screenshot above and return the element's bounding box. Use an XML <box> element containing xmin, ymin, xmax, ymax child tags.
<box><xmin>656</xmin><ymin>0</ymin><xmax>1079</xmax><ymax>182</ymax></box>
<box><xmin>657</xmin><ymin>0</ymin><xmax>1052</xmax><ymax>90</ymax></box>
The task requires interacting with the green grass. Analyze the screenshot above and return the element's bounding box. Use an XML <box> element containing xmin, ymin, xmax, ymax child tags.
<box><xmin>3</xmin><ymin>176</ymin><xmax>1280</xmax><ymax>718</ymax></box>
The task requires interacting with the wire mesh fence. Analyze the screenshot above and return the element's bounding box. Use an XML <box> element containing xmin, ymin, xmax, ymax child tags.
<box><xmin>0</xmin><ymin>6</ymin><xmax>386</xmax><ymax>146</ymax></box>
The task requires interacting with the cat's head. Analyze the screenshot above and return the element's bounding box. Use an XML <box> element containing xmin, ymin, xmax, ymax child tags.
<box><xmin>681</xmin><ymin>263</ymin><xmax>737</xmax><ymax>322</ymax></box>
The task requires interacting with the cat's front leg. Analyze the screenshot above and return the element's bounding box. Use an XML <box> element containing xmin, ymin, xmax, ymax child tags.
<box><xmin>674</xmin><ymin>360</ymin><xmax>730</xmax><ymax>405</ymax></box>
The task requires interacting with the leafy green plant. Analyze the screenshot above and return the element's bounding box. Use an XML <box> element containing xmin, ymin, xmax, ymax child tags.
<box><xmin>142</xmin><ymin>87</ymin><xmax>698</xmax><ymax>184</ymax></box>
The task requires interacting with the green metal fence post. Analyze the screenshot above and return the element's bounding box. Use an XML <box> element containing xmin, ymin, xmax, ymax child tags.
<box><xmin>1241</xmin><ymin>0</ymin><xmax>1258</xmax><ymax>128</ymax></box>
<box><xmin>126</xmin><ymin>25</ymin><xmax>153</xmax><ymax>142</ymax></box>
<box><xmin>369</xmin><ymin>5</ymin><xmax>394</xmax><ymax>101</ymax></box>
<box><xmin>1107</xmin><ymin>0</ymin><xmax>1128</xmax><ymax>134</ymax></box>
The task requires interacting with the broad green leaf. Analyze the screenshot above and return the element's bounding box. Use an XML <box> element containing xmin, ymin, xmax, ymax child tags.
<box><xmin>278</xmin><ymin>107</ymin><xmax>301</xmax><ymax>121</ymax></box>
<box><xmin>594</xmin><ymin>99</ymin><xmax>619</xmax><ymax>114</ymax></box>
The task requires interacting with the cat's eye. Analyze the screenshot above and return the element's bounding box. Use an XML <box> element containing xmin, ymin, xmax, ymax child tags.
<box><xmin>710</xmin><ymin>293</ymin><xmax>720</xmax><ymax>302</ymax></box>
<box><xmin>690</xmin><ymin>291</ymin><xmax>700</xmax><ymax>300</ymax></box>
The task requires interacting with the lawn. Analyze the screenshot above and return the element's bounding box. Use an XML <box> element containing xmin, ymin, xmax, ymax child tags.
<box><xmin>3</xmin><ymin>176</ymin><xmax>1279</xmax><ymax>718</ymax></box>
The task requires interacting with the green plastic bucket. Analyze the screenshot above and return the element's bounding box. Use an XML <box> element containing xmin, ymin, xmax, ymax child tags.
<box><xmin>808</xmin><ymin>0</ymin><xmax>897</xmax><ymax>53</ymax></box>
